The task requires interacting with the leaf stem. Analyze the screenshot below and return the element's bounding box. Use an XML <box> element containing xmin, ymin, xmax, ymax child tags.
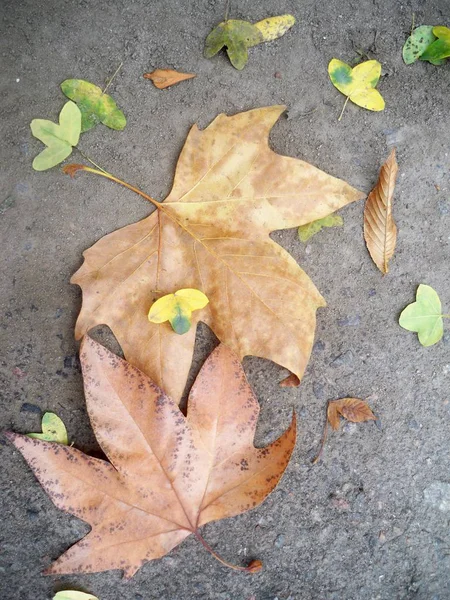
<box><xmin>103</xmin><ymin>61</ymin><xmax>123</xmax><ymax>95</ymax></box>
<box><xmin>62</xmin><ymin>164</ymin><xmax>160</xmax><ymax>209</ymax></box>
<box><xmin>224</xmin><ymin>0</ymin><xmax>230</xmax><ymax>21</ymax></box>
<box><xmin>338</xmin><ymin>96</ymin><xmax>350</xmax><ymax>122</ymax></box>
<box><xmin>74</xmin><ymin>147</ymin><xmax>111</xmax><ymax>175</ymax></box>
<box><xmin>193</xmin><ymin>530</ymin><xmax>257</xmax><ymax>572</ymax></box>
<box><xmin>312</xmin><ymin>415</ymin><xmax>329</xmax><ymax>464</ymax></box>
<box><xmin>411</xmin><ymin>12</ymin><xmax>415</xmax><ymax>36</ymax></box>
<box><xmin>442</xmin><ymin>314</ymin><xmax>450</xmax><ymax>319</ymax></box>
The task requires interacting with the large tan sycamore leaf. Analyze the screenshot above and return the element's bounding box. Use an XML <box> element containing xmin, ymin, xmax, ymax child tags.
<box><xmin>71</xmin><ymin>106</ymin><xmax>364</xmax><ymax>401</ymax></box>
<box><xmin>7</xmin><ymin>337</ymin><xmax>296</xmax><ymax>578</ymax></box>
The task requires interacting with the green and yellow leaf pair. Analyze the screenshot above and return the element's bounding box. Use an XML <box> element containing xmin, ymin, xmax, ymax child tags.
<box><xmin>328</xmin><ymin>59</ymin><xmax>385</xmax><ymax>120</ymax></box>
<box><xmin>148</xmin><ymin>289</ymin><xmax>209</xmax><ymax>335</ymax></box>
<box><xmin>403</xmin><ymin>25</ymin><xmax>450</xmax><ymax>65</ymax></box>
<box><xmin>31</xmin><ymin>77</ymin><xmax>126</xmax><ymax>171</ymax></box>
<box><xmin>205</xmin><ymin>14</ymin><xmax>295</xmax><ymax>70</ymax></box>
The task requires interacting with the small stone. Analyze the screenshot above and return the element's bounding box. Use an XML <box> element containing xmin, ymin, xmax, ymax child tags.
<box><xmin>20</xmin><ymin>402</ymin><xmax>41</xmax><ymax>414</ymax></box>
<box><xmin>343</xmin><ymin>422</ymin><xmax>357</xmax><ymax>434</ymax></box>
<box><xmin>313</xmin><ymin>340</ymin><xmax>325</xmax><ymax>353</ymax></box>
<box><xmin>424</xmin><ymin>482</ymin><xmax>450</xmax><ymax>512</ymax></box>
<box><xmin>312</xmin><ymin>381</ymin><xmax>325</xmax><ymax>400</ymax></box>
<box><xmin>274</xmin><ymin>534</ymin><xmax>285</xmax><ymax>548</ymax></box>
<box><xmin>438</xmin><ymin>199</ymin><xmax>450</xmax><ymax>215</ymax></box>
<box><xmin>368</xmin><ymin>288</ymin><xmax>376</xmax><ymax>297</ymax></box>
<box><xmin>274</xmin><ymin>71</ymin><xmax>282</xmax><ymax>79</ymax></box>
<box><xmin>26</xmin><ymin>509</ymin><xmax>39</xmax><ymax>521</ymax></box>
<box><xmin>330</xmin><ymin>350</ymin><xmax>354</xmax><ymax>368</ymax></box>
<box><xmin>337</xmin><ymin>315</ymin><xmax>361</xmax><ymax>327</ymax></box>
<box><xmin>408</xmin><ymin>419</ymin><xmax>421</xmax><ymax>430</ymax></box>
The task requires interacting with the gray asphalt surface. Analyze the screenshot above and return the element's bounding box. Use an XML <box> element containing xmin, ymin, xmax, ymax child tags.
<box><xmin>1</xmin><ymin>0</ymin><xmax>449</xmax><ymax>599</ymax></box>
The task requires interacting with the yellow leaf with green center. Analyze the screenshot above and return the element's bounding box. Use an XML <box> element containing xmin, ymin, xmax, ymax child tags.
<box><xmin>399</xmin><ymin>284</ymin><xmax>449</xmax><ymax>347</ymax></box>
<box><xmin>204</xmin><ymin>15</ymin><xmax>295</xmax><ymax>70</ymax></box>
<box><xmin>328</xmin><ymin>59</ymin><xmax>385</xmax><ymax>118</ymax></box>
<box><xmin>27</xmin><ymin>412</ymin><xmax>69</xmax><ymax>445</ymax></box>
<box><xmin>30</xmin><ymin>101</ymin><xmax>81</xmax><ymax>171</ymax></box>
<box><xmin>420</xmin><ymin>26</ymin><xmax>450</xmax><ymax>62</ymax></box>
<box><xmin>61</xmin><ymin>79</ymin><xmax>126</xmax><ymax>133</ymax></box>
<box><xmin>148</xmin><ymin>289</ymin><xmax>209</xmax><ymax>335</ymax></box>
<box><xmin>298</xmin><ymin>214</ymin><xmax>343</xmax><ymax>242</ymax></box>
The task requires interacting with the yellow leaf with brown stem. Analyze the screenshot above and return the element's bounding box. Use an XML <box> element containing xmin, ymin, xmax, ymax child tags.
<box><xmin>364</xmin><ymin>148</ymin><xmax>398</xmax><ymax>274</ymax></box>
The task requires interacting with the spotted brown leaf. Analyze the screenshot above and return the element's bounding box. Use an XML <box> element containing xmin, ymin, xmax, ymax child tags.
<box><xmin>7</xmin><ymin>336</ymin><xmax>296</xmax><ymax>578</ymax></box>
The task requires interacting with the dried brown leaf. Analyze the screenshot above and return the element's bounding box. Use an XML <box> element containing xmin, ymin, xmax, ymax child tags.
<box><xmin>364</xmin><ymin>148</ymin><xmax>398</xmax><ymax>274</ymax></box>
<box><xmin>143</xmin><ymin>68</ymin><xmax>196</xmax><ymax>89</ymax></box>
<box><xmin>71</xmin><ymin>106</ymin><xmax>364</xmax><ymax>402</ymax></box>
<box><xmin>7</xmin><ymin>336</ymin><xmax>296</xmax><ymax>578</ymax></box>
<box><xmin>332</xmin><ymin>397</ymin><xmax>376</xmax><ymax>424</ymax></box>
<box><xmin>327</xmin><ymin>402</ymin><xmax>340</xmax><ymax>430</ymax></box>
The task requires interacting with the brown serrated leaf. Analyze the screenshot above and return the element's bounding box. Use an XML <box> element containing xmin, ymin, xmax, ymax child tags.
<box><xmin>332</xmin><ymin>397</ymin><xmax>376</xmax><ymax>424</ymax></box>
<box><xmin>7</xmin><ymin>336</ymin><xmax>296</xmax><ymax>578</ymax></box>
<box><xmin>364</xmin><ymin>148</ymin><xmax>398</xmax><ymax>274</ymax></box>
<box><xmin>70</xmin><ymin>106</ymin><xmax>364</xmax><ymax>402</ymax></box>
<box><xmin>143</xmin><ymin>69</ymin><xmax>196</xmax><ymax>89</ymax></box>
<box><xmin>313</xmin><ymin>397</ymin><xmax>376</xmax><ymax>463</ymax></box>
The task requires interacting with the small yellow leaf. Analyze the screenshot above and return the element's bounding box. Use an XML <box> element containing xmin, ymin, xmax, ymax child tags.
<box><xmin>328</xmin><ymin>58</ymin><xmax>385</xmax><ymax>117</ymax></box>
<box><xmin>254</xmin><ymin>15</ymin><xmax>296</xmax><ymax>42</ymax></box>
<box><xmin>148</xmin><ymin>288</ymin><xmax>209</xmax><ymax>335</ymax></box>
<box><xmin>53</xmin><ymin>591</ymin><xmax>98</xmax><ymax>600</ymax></box>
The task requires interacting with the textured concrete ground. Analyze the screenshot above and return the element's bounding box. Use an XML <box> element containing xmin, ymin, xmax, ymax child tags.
<box><xmin>1</xmin><ymin>0</ymin><xmax>450</xmax><ymax>599</ymax></box>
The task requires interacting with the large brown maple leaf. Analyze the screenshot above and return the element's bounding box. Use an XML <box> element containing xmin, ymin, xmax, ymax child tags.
<box><xmin>71</xmin><ymin>106</ymin><xmax>364</xmax><ymax>401</ymax></box>
<box><xmin>7</xmin><ymin>336</ymin><xmax>296</xmax><ymax>578</ymax></box>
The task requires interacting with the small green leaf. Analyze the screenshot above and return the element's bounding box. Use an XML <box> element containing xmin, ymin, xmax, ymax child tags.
<box><xmin>420</xmin><ymin>26</ymin><xmax>450</xmax><ymax>63</ymax></box>
<box><xmin>204</xmin><ymin>15</ymin><xmax>295</xmax><ymax>70</ymax></box>
<box><xmin>402</xmin><ymin>26</ymin><xmax>437</xmax><ymax>64</ymax></box>
<box><xmin>30</xmin><ymin>101</ymin><xmax>81</xmax><ymax>171</ymax></box>
<box><xmin>53</xmin><ymin>592</ymin><xmax>98</xmax><ymax>600</ymax></box>
<box><xmin>61</xmin><ymin>79</ymin><xmax>126</xmax><ymax>133</ymax></box>
<box><xmin>399</xmin><ymin>284</ymin><xmax>448</xmax><ymax>347</ymax></box>
<box><xmin>298</xmin><ymin>214</ymin><xmax>344</xmax><ymax>242</ymax></box>
<box><xmin>27</xmin><ymin>412</ymin><xmax>69</xmax><ymax>445</ymax></box>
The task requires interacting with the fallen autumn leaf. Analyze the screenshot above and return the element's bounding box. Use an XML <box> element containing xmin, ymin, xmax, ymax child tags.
<box><xmin>7</xmin><ymin>336</ymin><xmax>296</xmax><ymax>577</ymax></box>
<box><xmin>364</xmin><ymin>148</ymin><xmax>398</xmax><ymax>274</ymax></box>
<box><xmin>68</xmin><ymin>106</ymin><xmax>364</xmax><ymax>402</ymax></box>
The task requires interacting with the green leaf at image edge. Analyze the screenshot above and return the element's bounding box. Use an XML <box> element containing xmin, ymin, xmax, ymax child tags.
<box><xmin>402</xmin><ymin>25</ymin><xmax>437</xmax><ymax>64</ymax></box>
<box><xmin>61</xmin><ymin>79</ymin><xmax>126</xmax><ymax>133</ymax></box>
<box><xmin>399</xmin><ymin>284</ymin><xmax>447</xmax><ymax>347</ymax></box>
<box><xmin>298</xmin><ymin>214</ymin><xmax>343</xmax><ymax>242</ymax></box>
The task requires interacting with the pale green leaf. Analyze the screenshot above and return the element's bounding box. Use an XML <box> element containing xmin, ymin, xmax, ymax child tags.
<box><xmin>27</xmin><ymin>412</ymin><xmax>69</xmax><ymax>445</ymax></box>
<box><xmin>298</xmin><ymin>214</ymin><xmax>343</xmax><ymax>242</ymax></box>
<box><xmin>399</xmin><ymin>284</ymin><xmax>447</xmax><ymax>347</ymax></box>
<box><xmin>53</xmin><ymin>592</ymin><xmax>98</xmax><ymax>600</ymax></box>
<box><xmin>30</xmin><ymin>101</ymin><xmax>81</xmax><ymax>171</ymax></box>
